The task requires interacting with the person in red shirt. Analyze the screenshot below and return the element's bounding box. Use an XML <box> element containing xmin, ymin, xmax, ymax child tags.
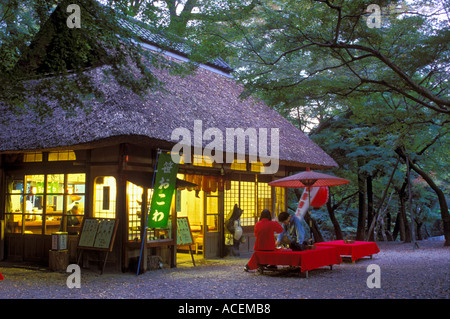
<box><xmin>244</xmin><ymin>209</ymin><xmax>283</xmax><ymax>272</ymax></box>
<box><xmin>254</xmin><ymin>209</ymin><xmax>283</xmax><ymax>251</ymax></box>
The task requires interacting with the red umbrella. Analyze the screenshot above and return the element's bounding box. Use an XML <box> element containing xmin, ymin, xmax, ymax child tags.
<box><xmin>268</xmin><ymin>168</ymin><xmax>350</xmax><ymax>188</ymax></box>
<box><xmin>268</xmin><ymin>168</ymin><xmax>350</xmax><ymax>241</ymax></box>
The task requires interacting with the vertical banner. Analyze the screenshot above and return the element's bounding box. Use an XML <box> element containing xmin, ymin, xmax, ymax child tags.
<box><xmin>147</xmin><ymin>152</ymin><xmax>179</xmax><ymax>228</ymax></box>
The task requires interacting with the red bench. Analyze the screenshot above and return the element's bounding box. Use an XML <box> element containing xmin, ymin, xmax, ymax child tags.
<box><xmin>247</xmin><ymin>246</ymin><xmax>342</xmax><ymax>278</ymax></box>
<box><xmin>315</xmin><ymin>240</ymin><xmax>380</xmax><ymax>262</ymax></box>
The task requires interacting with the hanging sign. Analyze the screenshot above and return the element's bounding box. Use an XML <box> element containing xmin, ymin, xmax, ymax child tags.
<box><xmin>147</xmin><ymin>152</ymin><xmax>179</xmax><ymax>228</ymax></box>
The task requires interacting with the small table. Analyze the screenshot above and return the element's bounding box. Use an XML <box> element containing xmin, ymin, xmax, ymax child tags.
<box><xmin>315</xmin><ymin>240</ymin><xmax>380</xmax><ymax>262</ymax></box>
<box><xmin>246</xmin><ymin>246</ymin><xmax>342</xmax><ymax>278</ymax></box>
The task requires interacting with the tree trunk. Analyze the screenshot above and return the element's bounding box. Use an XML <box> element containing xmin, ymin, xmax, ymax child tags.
<box><xmin>415</xmin><ymin>219</ymin><xmax>423</xmax><ymax>241</ymax></box>
<box><xmin>399</xmin><ymin>188</ymin><xmax>412</xmax><ymax>242</ymax></box>
<box><xmin>377</xmin><ymin>215</ymin><xmax>388</xmax><ymax>241</ymax></box>
<box><xmin>395</xmin><ymin>148</ymin><xmax>450</xmax><ymax>246</ymax></box>
<box><xmin>367</xmin><ymin>175</ymin><xmax>374</xmax><ymax>241</ymax></box>
<box><xmin>326</xmin><ymin>199</ymin><xmax>343</xmax><ymax>240</ymax></box>
<box><xmin>385</xmin><ymin>212</ymin><xmax>393</xmax><ymax>241</ymax></box>
<box><xmin>365</xmin><ymin>157</ymin><xmax>399</xmax><ymax>241</ymax></box>
<box><xmin>386</xmin><ymin>212</ymin><xmax>392</xmax><ymax>233</ymax></box>
<box><xmin>392</xmin><ymin>212</ymin><xmax>401</xmax><ymax>241</ymax></box>
<box><xmin>356</xmin><ymin>158</ymin><xmax>366</xmax><ymax>241</ymax></box>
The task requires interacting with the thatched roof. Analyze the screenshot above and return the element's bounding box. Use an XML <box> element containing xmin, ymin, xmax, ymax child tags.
<box><xmin>119</xmin><ymin>17</ymin><xmax>233</xmax><ymax>74</ymax></box>
<box><xmin>0</xmin><ymin>58</ymin><xmax>337</xmax><ymax>169</ymax></box>
<box><xmin>0</xmin><ymin>0</ymin><xmax>337</xmax><ymax>170</ymax></box>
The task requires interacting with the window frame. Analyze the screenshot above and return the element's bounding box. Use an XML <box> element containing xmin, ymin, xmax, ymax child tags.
<box><xmin>4</xmin><ymin>173</ymin><xmax>86</xmax><ymax>235</ymax></box>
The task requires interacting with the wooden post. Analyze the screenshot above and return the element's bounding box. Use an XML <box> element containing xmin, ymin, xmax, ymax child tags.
<box><xmin>188</xmin><ymin>245</ymin><xmax>196</xmax><ymax>267</ymax></box>
<box><xmin>49</xmin><ymin>250</ymin><xmax>69</xmax><ymax>271</ymax></box>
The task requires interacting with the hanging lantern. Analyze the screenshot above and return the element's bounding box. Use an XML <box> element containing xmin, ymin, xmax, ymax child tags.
<box><xmin>209</xmin><ymin>176</ymin><xmax>217</xmax><ymax>192</ymax></box>
<box><xmin>217</xmin><ymin>177</ymin><xmax>225</xmax><ymax>191</ymax></box>
<box><xmin>224</xmin><ymin>179</ymin><xmax>232</xmax><ymax>191</ymax></box>
<box><xmin>202</xmin><ymin>176</ymin><xmax>211</xmax><ymax>193</ymax></box>
<box><xmin>193</xmin><ymin>175</ymin><xmax>202</xmax><ymax>192</ymax></box>
<box><xmin>310</xmin><ymin>187</ymin><xmax>329</xmax><ymax>208</ymax></box>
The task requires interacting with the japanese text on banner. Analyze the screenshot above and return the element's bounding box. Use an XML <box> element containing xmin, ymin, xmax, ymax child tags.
<box><xmin>148</xmin><ymin>152</ymin><xmax>179</xmax><ymax>228</ymax></box>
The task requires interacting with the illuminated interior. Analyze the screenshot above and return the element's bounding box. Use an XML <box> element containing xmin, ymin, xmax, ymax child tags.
<box><xmin>93</xmin><ymin>176</ymin><xmax>116</xmax><ymax>219</ymax></box>
<box><xmin>174</xmin><ymin>172</ymin><xmax>286</xmax><ymax>256</ymax></box>
<box><xmin>5</xmin><ymin>173</ymin><xmax>85</xmax><ymax>235</ymax></box>
<box><xmin>48</xmin><ymin>150</ymin><xmax>76</xmax><ymax>161</ymax></box>
<box><xmin>230</xmin><ymin>159</ymin><xmax>246</xmax><ymax>171</ymax></box>
<box><xmin>23</xmin><ymin>152</ymin><xmax>43</xmax><ymax>162</ymax></box>
<box><xmin>23</xmin><ymin>150</ymin><xmax>77</xmax><ymax>162</ymax></box>
<box><xmin>193</xmin><ymin>154</ymin><xmax>214</xmax><ymax>167</ymax></box>
<box><xmin>127</xmin><ymin>181</ymin><xmax>143</xmax><ymax>242</ymax></box>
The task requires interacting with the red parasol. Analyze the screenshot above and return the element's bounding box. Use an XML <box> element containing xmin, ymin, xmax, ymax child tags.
<box><xmin>269</xmin><ymin>168</ymin><xmax>350</xmax><ymax>241</ymax></box>
<box><xmin>268</xmin><ymin>168</ymin><xmax>350</xmax><ymax>188</ymax></box>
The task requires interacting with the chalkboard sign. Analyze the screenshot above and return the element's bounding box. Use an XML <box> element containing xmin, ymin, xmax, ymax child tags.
<box><xmin>176</xmin><ymin>217</ymin><xmax>194</xmax><ymax>246</ymax></box>
<box><xmin>77</xmin><ymin>218</ymin><xmax>119</xmax><ymax>252</ymax></box>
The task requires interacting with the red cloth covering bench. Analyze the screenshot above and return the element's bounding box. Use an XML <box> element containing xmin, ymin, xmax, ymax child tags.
<box><xmin>247</xmin><ymin>246</ymin><xmax>342</xmax><ymax>276</ymax></box>
<box><xmin>314</xmin><ymin>240</ymin><xmax>380</xmax><ymax>262</ymax></box>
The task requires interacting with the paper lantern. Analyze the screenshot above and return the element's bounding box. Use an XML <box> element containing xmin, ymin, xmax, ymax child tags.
<box><xmin>310</xmin><ymin>186</ymin><xmax>329</xmax><ymax>208</ymax></box>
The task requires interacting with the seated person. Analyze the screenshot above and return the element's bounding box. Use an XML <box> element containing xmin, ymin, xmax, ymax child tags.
<box><xmin>254</xmin><ymin>209</ymin><xmax>283</xmax><ymax>251</ymax></box>
<box><xmin>245</xmin><ymin>209</ymin><xmax>283</xmax><ymax>272</ymax></box>
<box><xmin>60</xmin><ymin>205</ymin><xmax>81</xmax><ymax>234</ymax></box>
<box><xmin>276</xmin><ymin>211</ymin><xmax>306</xmax><ymax>251</ymax></box>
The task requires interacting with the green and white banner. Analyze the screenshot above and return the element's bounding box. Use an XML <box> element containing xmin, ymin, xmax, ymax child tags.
<box><xmin>147</xmin><ymin>152</ymin><xmax>179</xmax><ymax>228</ymax></box>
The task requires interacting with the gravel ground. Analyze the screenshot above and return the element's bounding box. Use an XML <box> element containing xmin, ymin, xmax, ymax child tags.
<box><xmin>0</xmin><ymin>240</ymin><xmax>448</xmax><ymax>300</ymax></box>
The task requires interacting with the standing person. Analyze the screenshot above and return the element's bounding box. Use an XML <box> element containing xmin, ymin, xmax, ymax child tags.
<box><xmin>244</xmin><ymin>209</ymin><xmax>283</xmax><ymax>272</ymax></box>
<box><xmin>276</xmin><ymin>211</ymin><xmax>306</xmax><ymax>251</ymax></box>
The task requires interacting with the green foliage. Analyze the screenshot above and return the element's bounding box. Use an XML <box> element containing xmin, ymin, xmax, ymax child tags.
<box><xmin>1</xmin><ymin>0</ymin><xmax>448</xmax><ymax>239</ymax></box>
<box><xmin>0</xmin><ymin>0</ymin><xmax>174</xmax><ymax>116</ymax></box>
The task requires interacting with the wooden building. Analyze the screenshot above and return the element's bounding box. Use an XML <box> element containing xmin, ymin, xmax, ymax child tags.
<box><xmin>0</xmin><ymin>1</ymin><xmax>338</xmax><ymax>272</ymax></box>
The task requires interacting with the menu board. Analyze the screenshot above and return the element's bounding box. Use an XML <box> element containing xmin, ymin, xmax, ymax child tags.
<box><xmin>78</xmin><ymin>218</ymin><xmax>119</xmax><ymax>252</ymax></box>
<box><xmin>78</xmin><ymin>219</ymin><xmax>99</xmax><ymax>247</ymax></box>
<box><xmin>94</xmin><ymin>219</ymin><xmax>117</xmax><ymax>249</ymax></box>
<box><xmin>176</xmin><ymin>217</ymin><xmax>193</xmax><ymax>246</ymax></box>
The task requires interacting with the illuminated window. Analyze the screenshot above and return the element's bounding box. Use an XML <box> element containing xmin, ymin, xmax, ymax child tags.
<box><xmin>127</xmin><ymin>182</ymin><xmax>143</xmax><ymax>242</ymax></box>
<box><xmin>239</xmin><ymin>181</ymin><xmax>256</xmax><ymax>226</ymax></box>
<box><xmin>24</xmin><ymin>152</ymin><xmax>43</xmax><ymax>162</ymax></box>
<box><xmin>274</xmin><ymin>187</ymin><xmax>286</xmax><ymax>216</ymax></box>
<box><xmin>48</xmin><ymin>150</ymin><xmax>76</xmax><ymax>161</ymax></box>
<box><xmin>225</xmin><ymin>180</ymin><xmax>257</xmax><ymax>227</ymax></box>
<box><xmin>230</xmin><ymin>159</ymin><xmax>246</xmax><ymax>171</ymax></box>
<box><xmin>224</xmin><ymin>180</ymin><xmax>239</xmax><ymax>222</ymax></box>
<box><xmin>193</xmin><ymin>154</ymin><xmax>214</xmax><ymax>167</ymax></box>
<box><xmin>206</xmin><ymin>193</ymin><xmax>219</xmax><ymax>232</ymax></box>
<box><xmin>94</xmin><ymin>176</ymin><xmax>116</xmax><ymax>218</ymax></box>
<box><xmin>5</xmin><ymin>173</ymin><xmax>85</xmax><ymax>235</ymax></box>
<box><xmin>257</xmin><ymin>182</ymin><xmax>272</xmax><ymax>217</ymax></box>
<box><xmin>250</xmin><ymin>162</ymin><xmax>265</xmax><ymax>173</ymax></box>
<box><xmin>224</xmin><ymin>179</ymin><xmax>280</xmax><ymax>227</ymax></box>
